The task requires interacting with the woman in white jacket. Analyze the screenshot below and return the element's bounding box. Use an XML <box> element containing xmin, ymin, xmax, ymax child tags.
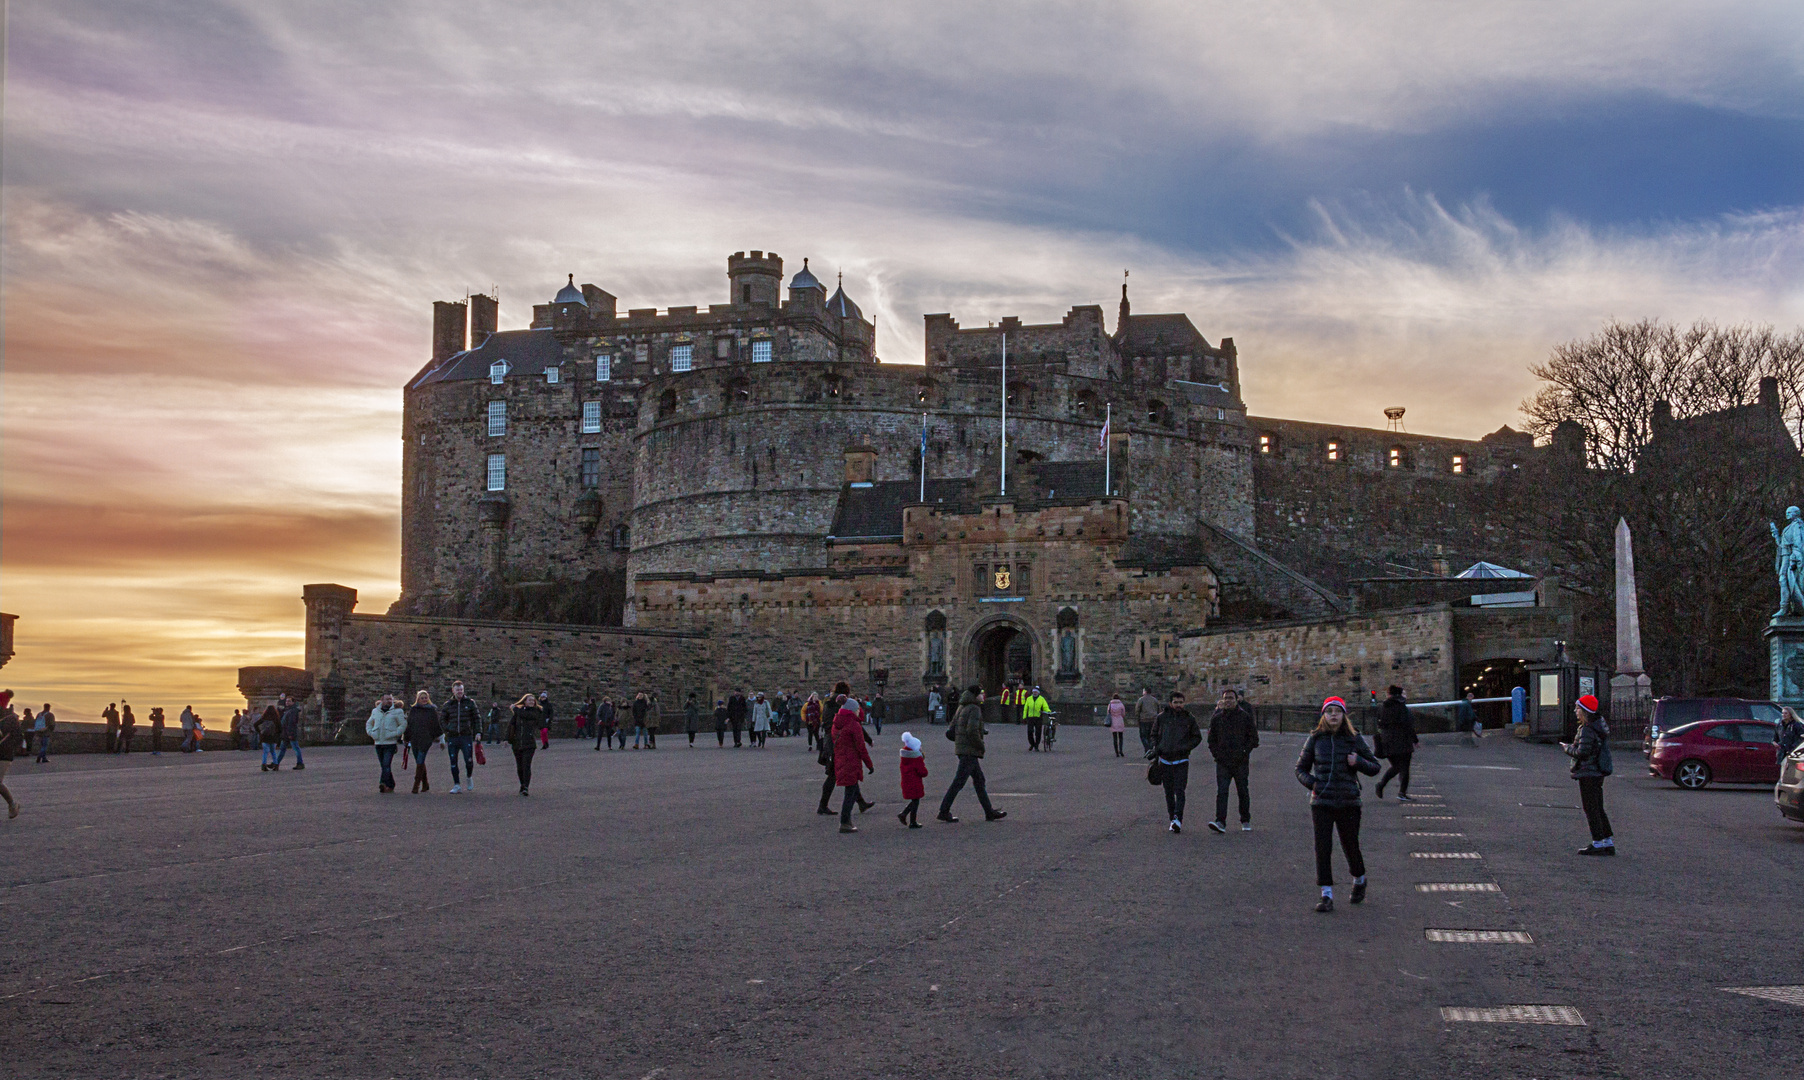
<box><xmin>365</xmin><ymin>694</ymin><xmax>407</xmax><ymax>793</ymax></box>
<box><xmin>750</xmin><ymin>694</ymin><xmax>773</xmax><ymax>748</ymax></box>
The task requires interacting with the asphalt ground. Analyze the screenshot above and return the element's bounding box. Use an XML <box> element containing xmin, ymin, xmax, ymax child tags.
<box><xmin>2</xmin><ymin>725</ymin><xmax>1800</xmax><ymax>1079</ymax></box>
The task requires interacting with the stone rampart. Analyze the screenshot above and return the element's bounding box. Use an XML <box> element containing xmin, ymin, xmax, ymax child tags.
<box><xmin>1179</xmin><ymin>605</ymin><xmax>1457</xmax><ymax>707</ymax></box>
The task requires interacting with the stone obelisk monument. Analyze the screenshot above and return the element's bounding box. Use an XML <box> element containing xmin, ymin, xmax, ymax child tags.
<box><xmin>1610</xmin><ymin>518</ymin><xmax>1653</xmax><ymax>715</ymax></box>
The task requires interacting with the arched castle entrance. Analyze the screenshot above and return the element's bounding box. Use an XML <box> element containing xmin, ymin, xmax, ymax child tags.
<box><xmin>967</xmin><ymin>616</ymin><xmax>1036</xmax><ymax>696</ymax></box>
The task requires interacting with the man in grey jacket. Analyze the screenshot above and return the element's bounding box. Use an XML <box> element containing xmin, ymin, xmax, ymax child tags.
<box><xmin>1135</xmin><ymin>688</ymin><xmax>1161</xmax><ymax>756</ymax></box>
<box><xmin>938</xmin><ymin>687</ymin><xmax>1006</xmax><ymax>824</ymax></box>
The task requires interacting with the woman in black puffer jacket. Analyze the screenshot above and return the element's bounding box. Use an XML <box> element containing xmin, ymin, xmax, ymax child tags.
<box><xmin>405</xmin><ymin>691</ymin><xmax>443</xmax><ymax>794</ymax></box>
<box><xmin>1295</xmin><ymin>696</ymin><xmax>1382</xmax><ymax>913</ymax></box>
<box><xmin>506</xmin><ymin>694</ymin><xmax>544</xmax><ymax>796</ymax></box>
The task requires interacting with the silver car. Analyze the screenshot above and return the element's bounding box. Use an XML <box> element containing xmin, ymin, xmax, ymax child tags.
<box><xmin>1777</xmin><ymin>744</ymin><xmax>1804</xmax><ymax>823</ymax></box>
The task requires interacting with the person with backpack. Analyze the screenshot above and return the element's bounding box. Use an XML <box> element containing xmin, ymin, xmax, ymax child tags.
<box><xmin>1150</xmin><ymin>692</ymin><xmax>1202</xmax><ymax>833</ymax></box>
<box><xmin>255</xmin><ymin>705</ymin><xmax>282</xmax><ymax>770</ymax></box>
<box><xmin>1295</xmin><ymin>696</ymin><xmax>1382</xmax><ymax>912</ymax></box>
<box><xmin>1206</xmin><ymin>688</ymin><xmax>1259</xmax><ymax>833</ymax></box>
<box><xmin>1374</xmin><ymin>685</ymin><xmax>1419</xmax><ymax>801</ymax></box>
<box><xmin>831</xmin><ymin>693</ymin><xmax>875</xmax><ymax>833</ymax></box>
<box><xmin>365</xmin><ymin>694</ymin><xmax>407</xmax><ymax>793</ymax></box>
<box><xmin>1561</xmin><ymin>694</ymin><xmax>1616</xmax><ymax>856</ymax></box>
<box><xmin>507</xmin><ymin>693</ymin><xmax>543</xmax><ymax>795</ymax></box>
<box><xmin>405</xmin><ymin>690</ymin><xmax>442</xmax><ymax>794</ymax></box>
<box><xmin>937</xmin><ymin>686</ymin><xmax>1005</xmax><ymax>824</ymax></box>
<box><xmin>439</xmin><ymin>681</ymin><xmax>482</xmax><ymax>793</ymax></box>
<box><xmin>897</xmin><ymin>731</ymin><xmax>928</xmax><ymax>829</ymax></box>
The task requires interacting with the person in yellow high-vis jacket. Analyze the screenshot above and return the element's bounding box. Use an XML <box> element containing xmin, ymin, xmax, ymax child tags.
<box><xmin>1022</xmin><ymin>686</ymin><xmax>1052</xmax><ymax>751</ymax></box>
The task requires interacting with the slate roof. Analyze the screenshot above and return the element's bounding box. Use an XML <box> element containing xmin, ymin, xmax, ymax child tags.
<box><xmin>789</xmin><ymin>258</ymin><xmax>825</xmax><ymax>293</ymax></box>
<box><xmin>829</xmin><ymin>479</ymin><xmax>970</xmax><ymax>540</ymax></box>
<box><xmin>1118</xmin><ymin>312</ymin><xmax>1209</xmax><ymax>353</ymax></box>
<box><xmin>827</xmin><ymin>283</ymin><xmax>862</xmax><ymax>320</ymax></box>
<box><xmin>553</xmin><ymin>274</ymin><xmax>587</xmax><ymax>306</ymax></box>
<box><xmin>413</xmin><ymin>328</ymin><xmax>564</xmax><ymax>387</ymax></box>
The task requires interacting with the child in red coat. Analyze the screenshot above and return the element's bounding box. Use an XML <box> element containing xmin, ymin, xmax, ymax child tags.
<box><xmin>898</xmin><ymin>732</ymin><xmax>928</xmax><ymax>829</ymax></box>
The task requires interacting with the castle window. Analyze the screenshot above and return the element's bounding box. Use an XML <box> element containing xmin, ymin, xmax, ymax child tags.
<box><xmin>1147</xmin><ymin>400</ymin><xmax>1170</xmax><ymax>426</ymax></box>
<box><xmin>610</xmin><ymin>523</ymin><xmax>630</xmax><ymax>551</ymax></box>
<box><xmin>545</xmin><ymin>365</ymin><xmax>561</xmax><ymax>384</ymax></box>
<box><xmin>1325</xmin><ymin>440</ymin><xmax>1340</xmax><ymax>463</ymax></box>
<box><xmin>595</xmin><ymin>354</ymin><xmax>612</xmax><ymax>381</ymax></box>
<box><xmin>741</xmin><ymin>284</ymin><xmax>753</xmax><ymax>305</ymax></box>
<box><xmin>582</xmin><ymin>401</ymin><xmax>601</xmax><ymax>433</ymax></box>
<box><xmin>580</xmin><ymin>447</ymin><xmax>600</xmax><ymax>488</ymax></box>
<box><xmin>1451</xmin><ymin>454</ymin><xmax>1466</xmax><ymax>475</ymax></box>
<box><xmin>1258</xmin><ymin>433</ymin><xmax>1274</xmax><ymax>454</ymax></box>
<box><xmin>716</xmin><ymin>337</ymin><xmax>732</xmax><ymax>359</ymax></box>
<box><xmin>487</xmin><ymin>400</ymin><xmax>506</xmax><ymax>437</ymax></box>
<box><xmin>489</xmin><ymin>360</ymin><xmax>508</xmax><ymax>384</ymax></box>
<box><xmin>635</xmin><ymin>344</ymin><xmax>649</xmax><ymax>365</ymax></box>
<box><xmin>822</xmin><ymin>375</ymin><xmax>842</xmax><ymax>397</ymax></box>
<box><xmin>1388</xmin><ymin>446</ymin><xmax>1404</xmax><ymax>468</ymax></box>
<box><xmin>670</xmin><ymin>344</ymin><xmax>693</xmax><ymax>373</ymax></box>
<box><xmin>1073</xmin><ymin>389</ymin><xmax>1096</xmax><ymax>415</ymax></box>
<box><xmin>751</xmin><ymin>339</ymin><xmax>772</xmax><ymax>363</ymax></box>
<box><xmin>657</xmin><ymin>388</ymin><xmax>678</xmax><ymax>421</ymax></box>
<box><xmin>486</xmin><ymin>454</ymin><xmax>506</xmax><ymax>492</ymax></box>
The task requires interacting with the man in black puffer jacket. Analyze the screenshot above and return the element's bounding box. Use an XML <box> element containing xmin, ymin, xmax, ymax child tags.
<box><xmin>438</xmin><ymin>681</ymin><xmax>483</xmax><ymax>794</ymax></box>
<box><xmin>1375</xmin><ymin>685</ymin><xmax>1419</xmax><ymax>801</ymax></box>
<box><xmin>1206</xmin><ymin>688</ymin><xmax>1259</xmax><ymax>834</ymax></box>
<box><xmin>1151</xmin><ymin>692</ymin><xmax>1203</xmax><ymax>833</ymax></box>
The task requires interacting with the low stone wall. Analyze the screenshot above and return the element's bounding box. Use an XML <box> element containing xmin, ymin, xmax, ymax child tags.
<box><xmin>1178</xmin><ymin>604</ymin><xmax>1457</xmax><ymax>707</ymax></box>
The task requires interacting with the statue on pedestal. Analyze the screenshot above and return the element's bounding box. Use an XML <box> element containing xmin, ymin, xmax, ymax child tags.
<box><xmin>1772</xmin><ymin>506</ymin><xmax>1804</xmax><ymax>618</ymax></box>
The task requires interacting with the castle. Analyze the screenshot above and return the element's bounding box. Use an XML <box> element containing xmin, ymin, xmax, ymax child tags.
<box><xmin>264</xmin><ymin>250</ymin><xmax>1584</xmax><ymax>726</ymax></box>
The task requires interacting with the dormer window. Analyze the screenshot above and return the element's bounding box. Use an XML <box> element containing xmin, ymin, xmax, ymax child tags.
<box><xmin>670</xmin><ymin>344</ymin><xmax>693</xmax><ymax>373</ymax></box>
<box><xmin>489</xmin><ymin>360</ymin><xmax>508</xmax><ymax>384</ymax></box>
<box><xmin>595</xmin><ymin>354</ymin><xmax>612</xmax><ymax>381</ymax></box>
<box><xmin>545</xmin><ymin>365</ymin><xmax>561</xmax><ymax>385</ymax></box>
<box><xmin>751</xmin><ymin>339</ymin><xmax>772</xmax><ymax>363</ymax></box>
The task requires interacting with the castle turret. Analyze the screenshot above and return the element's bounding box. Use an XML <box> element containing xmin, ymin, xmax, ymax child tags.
<box><xmin>728</xmin><ymin>250</ymin><xmax>783</xmax><ymax>307</ymax></box>
<box><xmin>789</xmin><ymin>258</ymin><xmax>826</xmax><ymax>311</ymax></box>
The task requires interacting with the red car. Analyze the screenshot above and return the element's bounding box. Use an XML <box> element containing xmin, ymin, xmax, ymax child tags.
<box><xmin>1649</xmin><ymin>719</ymin><xmax>1782</xmax><ymax>789</ymax></box>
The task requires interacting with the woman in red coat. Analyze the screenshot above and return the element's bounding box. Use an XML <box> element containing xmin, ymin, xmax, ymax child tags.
<box><xmin>832</xmin><ymin>698</ymin><xmax>875</xmax><ymax>832</ymax></box>
<box><xmin>898</xmin><ymin>731</ymin><xmax>928</xmax><ymax>829</ymax></box>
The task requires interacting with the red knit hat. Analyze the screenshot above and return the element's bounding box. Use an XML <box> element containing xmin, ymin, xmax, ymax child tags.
<box><xmin>1321</xmin><ymin>696</ymin><xmax>1347</xmax><ymax>712</ymax></box>
<box><xmin>1576</xmin><ymin>694</ymin><xmax>1600</xmax><ymax>714</ymax></box>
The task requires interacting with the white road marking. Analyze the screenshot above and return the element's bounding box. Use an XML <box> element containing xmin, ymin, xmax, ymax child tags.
<box><xmin>1444</xmin><ymin>765</ymin><xmax>1520</xmax><ymax>770</ymax></box>
<box><xmin>1417</xmin><ymin>883</ymin><xmax>1501</xmax><ymax>893</ymax></box>
<box><xmin>1426</xmin><ymin>929</ymin><xmax>1533</xmax><ymax>944</ymax></box>
<box><xmin>1412</xmin><ymin>852</ymin><xmax>1482</xmax><ymax>859</ymax></box>
<box><xmin>1441</xmin><ymin>1005</ymin><xmax>1584</xmax><ymax>1025</ymax></box>
<box><xmin>1724</xmin><ymin>986</ymin><xmax>1804</xmax><ymax>1007</ymax></box>
<box><xmin>1408</xmin><ymin>832</ymin><xmax>1465</xmax><ymax>837</ymax></box>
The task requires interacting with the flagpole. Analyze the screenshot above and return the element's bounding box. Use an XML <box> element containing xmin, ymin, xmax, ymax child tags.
<box><xmin>1104</xmin><ymin>402</ymin><xmax>1111</xmax><ymax>496</ymax></box>
<box><xmin>920</xmin><ymin>412</ymin><xmax>927</xmax><ymax>502</ymax></box>
<box><xmin>1000</xmin><ymin>331</ymin><xmax>1008</xmax><ymax>496</ymax></box>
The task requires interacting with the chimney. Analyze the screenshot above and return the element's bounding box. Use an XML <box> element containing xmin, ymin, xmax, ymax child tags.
<box><xmin>1760</xmin><ymin>376</ymin><xmax>1780</xmax><ymax>414</ymax></box>
<box><xmin>581</xmin><ymin>284</ymin><xmax>617</xmax><ymax>319</ymax></box>
<box><xmin>843</xmin><ymin>446</ymin><xmax>877</xmax><ymax>485</ymax></box>
<box><xmin>468</xmin><ymin>293</ymin><xmax>499</xmax><ymax>348</ymax></box>
<box><xmin>1651</xmin><ymin>399</ymin><xmax>1673</xmax><ymax>437</ymax></box>
<box><xmin>432</xmin><ymin>300</ymin><xmax>467</xmax><ymax>362</ymax></box>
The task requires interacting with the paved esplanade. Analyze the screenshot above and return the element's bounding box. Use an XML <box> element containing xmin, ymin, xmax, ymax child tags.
<box><xmin>4</xmin><ymin>729</ymin><xmax>1798</xmax><ymax>1077</ymax></box>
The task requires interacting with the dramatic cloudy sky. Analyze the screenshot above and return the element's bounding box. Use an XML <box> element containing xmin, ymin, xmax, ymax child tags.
<box><xmin>3</xmin><ymin>0</ymin><xmax>1801</xmax><ymax>718</ymax></box>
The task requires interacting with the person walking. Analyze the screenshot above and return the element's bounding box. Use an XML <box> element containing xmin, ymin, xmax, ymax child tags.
<box><xmin>869</xmin><ymin>692</ymin><xmax>887</xmax><ymax>736</ymax></box>
<box><xmin>1374</xmin><ymin>685</ymin><xmax>1419</xmax><ymax>801</ymax></box>
<box><xmin>685</xmin><ymin>694</ymin><xmax>701</xmax><ymax>747</ymax></box>
<box><xmin>118</xmin><ymin>702</ymin><xmax>137</xmax><ymax>755</ymax></box>
<box><xmin>0</xmin><ymin>691</ymin><xmax>22</xmax><ymax>818</ymax></box>
<box><xmin>34</xmin><ymin>704</ymin><xmax>55</xmax><ymax>763</ymax></box>
<box><xmin>1151</xmin><ymin>692</ymin><xmax>1202</xmax><ymax>833</ymax></box>
<box><xmin>751</xmin><ymin>693</ymin><xmax>772</xmax><ymax>748</ymax></box>
<box><xmin>254</xmin><ymin>705</ymin><xmax>282</xmax><ymax>770</ymax></box>
<box><xmin>537</xmin><ymin>692</ymin><xmax>553</xmax><ymax>749</ymax></box>
<box><xmin>486</xmin><ymin>701</ymin><xmax>506</xmax><ymax>745</ymax></box>
<box><xmin>439</xmin><ymin>680</ymin><xmax>482</xmax><ymax>793</ymax></box>
<box><xmin>631</xmin><ymin>692</ymin><xmax>651</xmax><ymax>749</ymax></box>
<box><xmin>103</xmin><ymin>702</ymin><xmax>120</xmax><ymax>754</ymax></box>
<box><xmin>831</xmin><ymin>694</ymin><xmax>875</xmax><ymax>833</ymax></box>
<box><xmin>178</xmin><ymin>705</ymin><xmax>197</xmax><ymax>753</ymax></box>
<box><xmin>365</xmin><ymin>694</ymin><xmax>406</xmax><ymax>793</ymax></box>
<box><xmin>1022</xmin><ymin>685</ymin><xmax>1051</xmax><ymax>751</ymax></box>
<box><xmin>1778</xmin><ymin>706</ymin><xmax>1804</xmax><ymax>765</ymax></box>
<box><xmin>150</xmin><ymin>706</ymin><xmax>165</xmax><ymax>755</ymax></box>
<box><xmin>1295</xmin><ymin>696</ymin><xmax>1381</xmax><ymax>912</ymax></box>
<box><xmin>1458</xmin><ymin>691</ymin><xmax>1481</xmax><ymax>744</ymax></box>
<box><xmin>276</xmin><ymin>696</ymin><xmax>305</xmax><ymax>769</ymax></box>
<box><xmin>927</xmin><ymin>686</ymin><xmax>944</xmax><ymax>727</ymax></box>
<box><xmin>1561</xmin><ymin>694</ymin><xmax>1616</xmax><ymax>856</ymax></box>
<box><xmin>803</xmin><ymin>693</ymin><xmax>823</xmax><ymax>748</ymax></box>
<box><xmin>1206</xmin><ymin>688</ymin><xmax>1259</xmax><ymax>833</ymax></box>
<box><xmin>1135</xmin><ymin>688</ymin><xmax>1160</xmax><ymax>757</ymax></box>
<box><xmin>937</xmin><ymin>687</ymin><xmax>1006</xmax><ymax>824</ymax></box>
<box><xmin>575</xmin><ymin>699</ymin><xmax>594</xmax><ymax>743</ymax></box>
<box><xmin>1107</xmin><ymin>693</ymin><xmax>1128</xmax><ymax>756</ymax></box>
<box><xmin>816</xmin><ymin>704</ymin><xmax>839</xmax><ymax>815</ymax></box>
<box><xmin>593</xmin><ymin>697</ymin><xmax>612</xmax><ymax>750</ymax></box>
<box><xmin>714</xmin><ymin>699</ymin><xmax>729</xmax><ymax>747</ymax></box>
<box><xmin>897</xmin><ymin>731</ymin><xmax>928</xmax><ymax>828</ymax></box>
<box><xmin>507</xmin><ymin>693</ymin><xmax>543</xmax><ymax>795</ymax></box>
<box><xmin>727</xmin><ymin>690</ymin><xmax>747</xmax><ymax>748</ymax></box>
<box><xmin>405</xmin><ymin>690</ymin><xmax>442</xmax><ymax>794</ymax></box>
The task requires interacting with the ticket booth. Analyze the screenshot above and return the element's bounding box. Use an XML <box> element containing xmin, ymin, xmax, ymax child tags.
<box><xmin>1527</xmin><ymin>650</ymin><xmax>1610</xmax><ymax>742</ymax></box>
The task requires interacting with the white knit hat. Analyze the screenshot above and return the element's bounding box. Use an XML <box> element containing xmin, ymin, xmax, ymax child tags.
<box><xmin>901</xmin><ymin>732</ymin><xmax>921</xmax><ymax>752</ymax></box>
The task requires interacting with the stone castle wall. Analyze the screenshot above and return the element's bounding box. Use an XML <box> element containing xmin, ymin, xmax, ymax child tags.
<box><xmin>1180</xmin><ymin>605</ymin><xmax>1459</xmax><ymax>707</ymax></box>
